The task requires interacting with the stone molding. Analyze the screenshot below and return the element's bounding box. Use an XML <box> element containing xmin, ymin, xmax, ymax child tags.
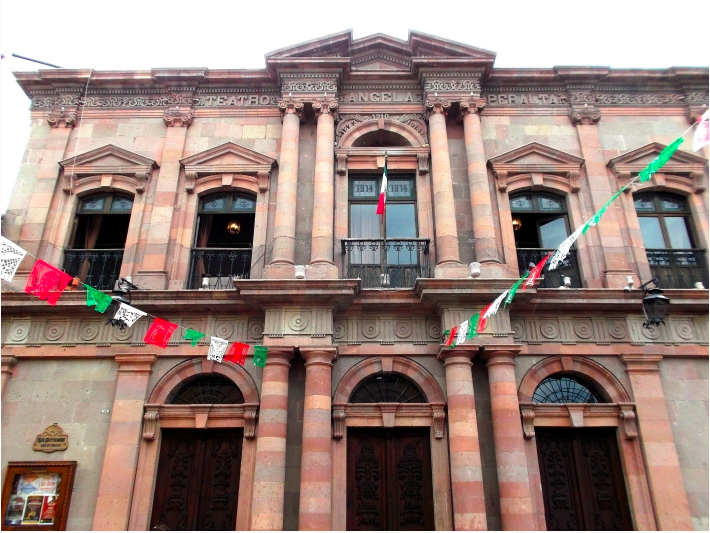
<box><xmin>335</xmin><ymin>113</ymin><xmax>427</xmax><ymax>144</ymax></box>
<box><xmin>115</xmin><ymin>354</ymin><xmax>157</xmax><ymax>373</ymax></box>
<box><xmin>162</xmin><ymin>106</ymin><xmax>194</xmax><ymax>127</ymax></box>
<box><xmin>518</xmin><ymin>402</ymin><xmax>638</xmax><ymax>440</ymax></box>
<box><xmin>47</xmin><ymin>108</ymin><xmax>77</xmax><ymax>128</ymax></box>
<box><xmin>331</xmin><ymin>402</ymin><xmax>446</xmax><ymax>440</ymax></box>
<box><xmin>1</xmin><ymin>356</ymin><xmax>18</xmax><ymax>376</ymax></box>
<box><xmin>332</xmin><ymin>315</ymin><xmax>442</xmax><ymax>345</ymax></box>
<box><xmin>620</xmin><ymin>354</ymin><xmax>663</xmax><ymax>373</ymax></box>
<box><xmin>143</xmin><ymin>403</ymin><xmax>259</xmax><ymax>440</ymax></box>
<box><xmin>300</xmin><ymin>346</ymin><xmax>337</xmax><ymax>365</ymax></box>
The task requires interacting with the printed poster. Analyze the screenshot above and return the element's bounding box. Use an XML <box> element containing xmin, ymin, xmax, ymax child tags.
<box><xmin>4</xmin><ymin>495</ymin><xmax>25</xmax><ymax>525</ymax></box>
<box><xmin>40</xmin><ymin>496</ymin><xmax>58</xmax><ymax>524</ymax></box>
<box><xmin>22</xmin><ymin>495</ymin><xmax>43</xmax><ymax>524</ymax></box>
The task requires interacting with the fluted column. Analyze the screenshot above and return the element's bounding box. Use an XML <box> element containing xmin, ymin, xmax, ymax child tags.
<box><xmin>483</xmin><ymin>348</ymin><xmax>536</xmax><ymax>531</ymax></box>
<box><xmin>440</xmin><ymin>349</ymin><xmax>487</xmax><ymax>530</ymax></box>
<box><xmin>250</xmin><ymin>348</ymin><xmax>294</xmax><ymax>531</ymax></box>
<box><xmin>270</xmin><ymin>100</ymin><xmax>303</xmax><ymax>267</ymax></box>
<box><xmin>426</xmin><ymin>98</ymin><xmax>463</xmax><ymax>271</ymax></box>
<box><xmin>621</xmin><ymin>355</ymin><xmax>693</xmax><ymax>531</ymax></box>
<box><xmin>460</xmin><ymin>99</ymin><xmax>501</xmax><ymax>270</ymax></box>
<box><xmin>298</xmin><ymin>347</ymin><xmax>337</xmax><ymax>530</ymax></box>
<box><xmin>1</xmin><ymin>356</ymin><xmax>18</xmax><ymax>402</ymax></box>
<box><xmin>308</xmin><ymin>100</ymin><xmax>338</xmax><ymax>278</ymax></box>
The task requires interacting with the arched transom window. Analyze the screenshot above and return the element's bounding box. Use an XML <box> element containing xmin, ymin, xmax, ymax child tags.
<box><xmin>532</xmin><ymin>374</ymin><xmax>604</xmax><ymax>404</ymax></box>
<box><xmin>349</xmin><ymin>374</ymin><xmax>426</xmax><ymax>403</ymax></box>
<box><xmin>167</xmin><ymin>375</ymin><xmax>245</xmax><ymax>405</ymax></box>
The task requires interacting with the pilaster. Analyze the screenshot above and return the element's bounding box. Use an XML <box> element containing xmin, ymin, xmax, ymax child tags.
<box><xmin>1</xmin><ymin>356</ymin><xmax>18</xmax><ymax>402</ymax></box>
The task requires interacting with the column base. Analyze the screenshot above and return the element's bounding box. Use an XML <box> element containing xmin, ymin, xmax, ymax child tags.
<box><xmin>263</xmin><ymin>263</ymin><xmax>296</xmax><ymax>279</ymax></box>
<box><xmin>134</xmin><ymin>270</ymin><xmax>168</xmax><ymax>290</ymax></box>
<box><xmin>434</xmin><ymin>262</ymin><xmax>471</xmax><ymax>279</ymax></box>
<box><xmin>306</xmin><ymin>262</ymin><xmax>339</xmax><ymax>279</ymax></box>
<box><xmin>604</xmin><ymin>269</ymin><xmax>638</xmax><ymax>289</ymax></box>
<box><xmin>478</xmin><ymin>262</ymin><xmax>518</xmax><ymax>278</ymax></box>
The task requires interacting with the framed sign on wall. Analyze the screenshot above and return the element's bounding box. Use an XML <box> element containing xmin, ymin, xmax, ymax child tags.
<box><xmin>2</xmin><ymin>462</ymin><xmax>76</xmax><ymax>531</ymax></box>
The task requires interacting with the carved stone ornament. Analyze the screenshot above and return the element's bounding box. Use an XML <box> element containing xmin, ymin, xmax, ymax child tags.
<box><xmin>282</xmin><ymin>80</ymin><xmax>337</xmax><ymax>92</ymax></box>
<box><xmin>424</xmin><ymin>79</ymin><xmax>481</xmax><ymax>92</ymax></box>
<box><xmin>277</xmin><ymin>98</ymin><xmax>305</xmax><ymax>121</ymax></box>
<box><xmin>424</xmin><ymin>98</ymin><xmax>451</xmax><ymax>118</ymax></box>
<box><xmin>432</xmin><ymin>405</ymin><xmax>446</xmax><ymax>439</ymax></box>
<box><xmin>334</xmin><ymin>113</ymin><xmax>427</xmax><ymax>144</ymax></box>
<box><xmin>142</xmin><ymin>408</ymin><xmax>160</xmax><ymax>440</ymax></box>
<box><xmin>458</xmin><ymin>98</ymin><xmax>486</xmax><ymax>119</ymax></box>
<box><xmin>31</xmin><ymin>94</ymin><xmax>199</xmax><ymax>109</ymax></box>
<box><xmin>47</xmin><ymin>108</ymin><xmax>77</xmax><ymax>128</ymax></box>
<box><xmin>312</xmin><ymin>98</ymin><xmax>339</xmax><ymax>120</ymax></box>
<box><xmin>618</xmin><ymin>404</ymin><xmax>638</xmax><ymax>440</ymax></box>
<box><xmin>163</xmin><ymin>106</ymin><xmax>194</xmax><ymax>127</ymax></box>
<box><xmin>244</xmin><ymin>406</ymin><xmax>258</xmax><ymax>439</ymax></box>
<box><xmin>521</xmin><ymin>407</ymin><xmax>536</xmax><ymax>439</ymax></box>
<box><xmin>569</xmin><ymin>104</ymin><xmax>601</xmax><ymax>125</ymax></box>
<box><xmin>33</xmin><ymin>423</ymin><xmax>69</xmax><ymax>453</ymax></box>
<box><xmin>332</xmin><ymin>405</ymin><xmax>346</xmax><ymax>439</ymax></box>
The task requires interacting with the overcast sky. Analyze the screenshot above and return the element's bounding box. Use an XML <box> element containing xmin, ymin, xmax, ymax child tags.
<box><xmin>1</xmin><ymin>0</ymin><xmax>708</xmax><ymax>214</ymax></box>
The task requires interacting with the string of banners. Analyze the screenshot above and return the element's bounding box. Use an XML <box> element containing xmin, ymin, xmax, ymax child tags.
<box><xmin>442</xmin><ymin>114</ymin><xmax>709</xmax><ymax>347</ymax></box>
<box><xmin>1</xmin><ymin>111</ymin><xmax>708</xmax><ymax>353</ymax></box>
<box><xmin>0</xmin><ymin>243</ymin><xmax>268</xmax><ymax>368</ymax></box>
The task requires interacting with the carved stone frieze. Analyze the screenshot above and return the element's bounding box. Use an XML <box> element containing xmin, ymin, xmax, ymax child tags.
<box><xmin>263</xmin><ymin>307</ymin><xmax>333</xmax><ymax>337</ymax></box>
<box><xmin>31</xmin><ymin>93</ymin><xmax>283</xmax><ymax>109</ymax></box>
<box><xmin>47</xmin><ymin>108</ymin><xmax>77</xmax><ymax>128</ymax></box>
<box><xmin>162</xmin><ymin>107</ymin><xmax>194</xmax><ymax>127</ymax></box>
<box><xmin>332</xmin><ymin>315</ymin><xmax>442</xmax><ymax>344</ymax></box>
<box><xmin>424</xmin><ymin>79</ymin><xmax>481</xmax><ymax>92</ymax></box>
<box><xmin>334</xmin><ymin>113</ymin><xmax>427</xmax><ymax>143</ymax></box>
<box><xmin>282</xmin><ymin>80</ymin><xmax>337</xmax><ymax>93</ymax></box>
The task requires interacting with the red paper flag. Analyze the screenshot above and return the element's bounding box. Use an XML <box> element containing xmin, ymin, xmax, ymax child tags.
<box><xmin>144</xmin><ymin>318</ymin><xmax>178</xmax><ymax>349</ymax></box>
<box><xmin>444</xmin><ymin>326</ymin><xmax>458</xmax><ymax>347</ymax></box>
<box><xmin>24</xmin><ymin>260</ymin><xmax>72</xmax><ymax>306</ymax></box>
<box><xmin>224</xmin><ymin>342</ymin><xmax>249</xmax><ymax>365</ymax></box>
<box><xmin>477</xmin><ymin>302</ymin><xmax>493</xmax><ymax>334</ymax></box>
<box><xmin>524</xmin><ymin>252</ymin><xmax>553</xmax><ymax>289</ymax></box>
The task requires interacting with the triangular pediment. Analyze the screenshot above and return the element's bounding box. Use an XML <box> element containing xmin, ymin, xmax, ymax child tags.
<box><xmin>59</xmin><ymin>144</ymin><xmax>158</xmax><ymax>173</ymax></box>
<box><xmin>181</xmin><ymin>142</ymin><xmax>276</xmax><ymax>174</ymax></box>
<box><xmin>409</xmin><ymin>31</ymin><xmax>496</xmax><ymax>60</ymax></box>
<box><xmin>266</xmin><ymin>30</ymin><xmax>352</xmax><ymax>58</ymax></box>
<box><xmin>488</xmin><ymin>143</ymin><xmax>584</xmax><ymax>169</ymax></box>
<box><xmin>608</xmin><ymin>142</ymin><xmax>707</xmax><ymax>171</ymax></box>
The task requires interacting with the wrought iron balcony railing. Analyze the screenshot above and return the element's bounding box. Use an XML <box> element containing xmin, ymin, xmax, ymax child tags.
<box><xmin>341</xmin><ymin>238</ymin><xmax>430</xmax><ymax>289</ymax></box>
<box><xmin>62</xmin><ymin>248</ymin><xmax>124</xmax><ymax>291</ymax></box>
<box><xmin>516</xmin><ymin>248</ymin><xmax>582</xmax><ymax>289</ymax></box>
<box><xmin>646</xmin><ymin>249</ymin><xmax>708</xmax><ymax>289</ymax></box>
<box><xmin>188</xmin><ymin>247</ymin><xmax>252</xmax><ymax>289</ymax></box>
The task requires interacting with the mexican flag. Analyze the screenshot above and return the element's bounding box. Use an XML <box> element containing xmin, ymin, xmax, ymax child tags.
<box><xmin>376</xmin><ymin>159</ymin><xmax>388</xmax><ymax>216</ymax></box>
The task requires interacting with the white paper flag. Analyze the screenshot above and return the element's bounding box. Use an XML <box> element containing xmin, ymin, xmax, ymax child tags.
<box><xmin>113</xmin><ymin>302</ymin><xmax>147</xmax><ymax>328</ymax></box>
<box><xmin>0</xmin><ymin>236</ymin><xmax>27</xmax><ymax>282</ymax></box>
<box><xmin>693</xmin><ymin>109</ymin><xmax>710</xmax><ymax>152</ymax></box>
<box><xmin>482</xmin><ymin>291</ymin><xmax>509</xmax><ymax>319</ymax></box>
<box><xmin>208</xmin><ymin>337</ymin><xmax>229</xmax><ymax>363</ymax></box>
<box><xmin>548</xmin><ymin>225</ymin><xmax>585</xmax><ymax>271</ymax></box>
<box><xmin>455</xmin><ymin>320</ymin><xmax>469</xmax><ymax>345</ymax></box>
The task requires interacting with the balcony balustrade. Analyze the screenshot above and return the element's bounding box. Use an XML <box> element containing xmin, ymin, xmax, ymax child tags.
<box><xmin>516</xmin><ymin>248</ymin><xmax>582</xmax><ymax>289</ymax></box>
<box><xmin>62</xmin><ymin>248</ymin><xmax>124</xmax><ymax>291</ymax></box>
<box><xmin>341</xmin><ymin>238</ymin><xmax>430</xmax><ymax>289</ymax></box>
<box><xmin>646</xmin><ymin>249</ymin><xmax>708</xmax><ymax>289</ymax></box>
<box><xmin>188</xmin><ymin>247</ymin><xmax>252</xmax><ymax>289</ymax></box>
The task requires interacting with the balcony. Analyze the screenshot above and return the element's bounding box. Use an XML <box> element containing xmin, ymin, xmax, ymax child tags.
<box><xmin>188</xmin><ymin>247</ymin><xmax>252</xmax><ymax>289</ymax></box>
<box><xmin>63</xmin><ymin>248</ymin><xmax>124</xmax><ymax>290</ymax></box>
<box><xmin>516</xmin><ymin>248</ymin><xmax>582</xmax><ymax>289</ymax></box>
<box><xmin>646</xmin><ymin>249</ymin><xmax>709</xmax><ymax>289</ymax></box>
<box><xmin>341</xmin><ymin>238</ymin><xmax>430</xmax><ymax>289</ymax></box>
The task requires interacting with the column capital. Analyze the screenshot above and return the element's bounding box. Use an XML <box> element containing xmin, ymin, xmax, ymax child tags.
<box><xmin>264</xmin><ymin>346</ymin><xmax>295</xmax><ymax>367</ymax></box>
<box><xmin>1</xmin><ymin>356</ymin><xmax>18</xmax><ymax>375</ymax></box>
<box><xmin>620</xmin><ymin>354</ymin><xmax>663</xmax><ymax>373</ymax></box>
<box><xmin>300</xmin><ymin>346</ymin><xmax>337</xmax><ymax>366</ymax></box>
<box><xmin>437</xmin><ymin>346</ymin><xmax>479</xmax><ymax>365</ymax></box>
<box><xmin>482</xmin><ymin>344</ymin><xmax>522</xmax><ymax>367</ymax></box>
<box><xmin>114</xmin><ymin>354</ymin><xmax>157</xmax><ymax>373</ymax></box>
<box><xmin>163</xmin><ymin>106</ymin><xmax>194</xmax><ymax>127</ymax></box>
<box><xmin>312</xmin><ymin>98</ymin><xmax>339</xmax><ymax>119</ymax></box>
<box><xmin>569</xmin><ymin>104</ymin><xmax>601</xmax><ymax>125</ymax></box>
<box><xmin>458</xmin><ymin>98</ymin><xmax>486</xmax><ymax>120</ymax></box>
<box><xmin>424</xmin><ymin>98</ymin><xmax>451</xmax><ymax>119</ymax></box>
<box><xmin>47</xmin><ymin>108</ymin><xmax>77</xmax><ymax>128</ymax></box>
<box><xmin>277</xmin><ymin>98</ymin><xmax>305</xmax><ymax>121</ymax></box>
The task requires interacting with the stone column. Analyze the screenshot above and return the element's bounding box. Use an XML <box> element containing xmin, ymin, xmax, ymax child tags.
<box><xmin>267</xmin><ymin>100</ymin><xmax>303</xmax><ymax>275</ymax></box>
<box><xmin>1</xmin><ymin>356</ymin><xmax>18</xmax><ymax>402</ymax></box>
<box><xmin>308</xmin><ymin>100</ymin><xmax>338</xmax><ymax>279</ymax></box>
<box><xmin>460</xmin><ymin>99</ymin><xmax>503</xmax><ymax>275</ymax></box>
<box><xmin>426</xmin><ymin>99</ymin><xmax>467</xmax><ymax>277</ymax></box>
<box><xmin>250</xmin><ymin>348</ymin><xmax>294</xmax><ymax>530</ymax></box>
<box><xmin>439</xmin><ymin>349</ymin><xmax>487</xmax><ymax>530</ymax></box>
<box><xmin>621</xmin><ymin>355</ymin><xmax>694</xmax><ymax>531</ymax></box>
<box><xmin>483</xmin><ymin>348</ymin><xmax>536</xmax><ymax>531</ymax></box>
<box><xmin>298</xmin><ymin>347</ymin><xmax>337</xmax><ymax>530</ymax></box>
<box><xmin>93</xmin><ymin>354</ymin><xmax>156</xmax><ymax>530</ymax></box>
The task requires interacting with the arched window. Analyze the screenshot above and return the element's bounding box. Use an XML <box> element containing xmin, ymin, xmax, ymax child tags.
<box><xmin>349</xmin><ymin>374</ymin><xmax>426</xmax><ymax>403</ymax></box>
<box><xmin>634</xmin><ymin>192</ymin><xmax>707</xmax><ymax>288</ymax></box>
<box><xmin>167</xmin><ymin>374</ymin><xmax>245</xmax><ymax>405</ymax></box>
<box><xmin>63</xmin><ymin>193</ymin><xmax>134</xmax><ymax>289</ymax></box>
<box><xmin>189</xmin><ymin>191</ymin><xmax>256</xmax><ymax>288</ymax></box>
<box><xmin>510</xmin><ymin>191</ymin><xmax>581</xmax><ymax>288</ymax></box>
<box><xmin>532</xmin><ymin>374</ymin><xmax>604</xmax><ymax>403</ymax></box>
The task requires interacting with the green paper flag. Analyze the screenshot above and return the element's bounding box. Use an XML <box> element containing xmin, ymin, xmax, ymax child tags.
<box><xmin>505</xmin><ymin>273</ymin><xmax>529</xmax><ymax>307</ymax></box>
<box><xmin>582</xmin><ymin>187</ymin><xmax>626</xmax><ymax>235</ymax></box>
<box><xmin>184</xmin><ymin>329</ymin><xmax>206</xmax><ymax>347</ymax></box>
<box><xmin>85</xmin><ymin>285</ymin><xmax>112</xmax><ymax>313</ymax></box>
<box><xmin>639</xmin><ymin>138</ymin><xmax>684</xmax><ymax>182</ymax></box>
<box><xmin>253</xmin><ymin>346</ymin><xmax>268</xmax><ymax>367</ymax></box>
<box><xmin>466</xmin><ymin>314</ymin><xmax>480</xmax><ymax>339</ymax></box>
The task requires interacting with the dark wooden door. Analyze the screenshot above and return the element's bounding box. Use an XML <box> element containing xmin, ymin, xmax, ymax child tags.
<box><xmin>347</xmin><ymin>428</ymin><xmax>435</xmax><ymax>531</ymax></box>
<box><xmin>536</xmin><ymin>428</ymin><xmax>632</xmax><ymax>531</ymax></box>
<box><xmin>150</xmin><ymin>429</ymin><xmax>242</xmax><ymax>531</ymax></box>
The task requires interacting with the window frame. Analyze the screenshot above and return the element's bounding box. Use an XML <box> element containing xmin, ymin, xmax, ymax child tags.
<box><xmin>633</xmin><ymin>192</ymin><xmax>695</xmax><ymax>250</ymax></box>
<box><xmin>509</xmin><ymin>191</ymin><xmax>572</xmax><ymax>249</ymax></box>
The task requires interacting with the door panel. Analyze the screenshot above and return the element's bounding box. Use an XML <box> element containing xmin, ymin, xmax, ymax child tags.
<box><xmin>347</xmin><ymin>428</ymin><xmax>434</xmax><ymax>531</ymax></box>
<box><xmin>537</xmin><ymin>428</ymin><xmax>632</xmax><ymax>531</ymax></box>
<box><xmin>151</xmin><ymin>429</ymin><xmax>242</xmax><ymax>531</ymax></box>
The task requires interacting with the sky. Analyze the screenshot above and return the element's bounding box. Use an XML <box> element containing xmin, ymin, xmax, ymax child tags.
<box><xmin>1</xmin><ymin>0</ymin><xmax>708</xmax><ymax>214</ymax></box>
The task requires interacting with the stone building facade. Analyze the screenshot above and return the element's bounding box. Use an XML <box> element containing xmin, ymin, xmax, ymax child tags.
<box><xmin>1</xmin><ymin>30</ymin><xmax>708</xmax><ymax>531</ymax></box>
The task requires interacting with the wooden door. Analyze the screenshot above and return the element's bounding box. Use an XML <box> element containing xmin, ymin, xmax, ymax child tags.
<box><xmin>536</xmin><ymin>428</ymin><xmax>632</xmax><ymax>531</ymax></box>
<box><xmin>347</xmin><ymin>428</ymin><xmax>435</xmax><ymax>531</ymax></box>
<box><xmin>150</xmin><ymin>429</ymin><xmax>242</xmax><ymax>531</ymax></box>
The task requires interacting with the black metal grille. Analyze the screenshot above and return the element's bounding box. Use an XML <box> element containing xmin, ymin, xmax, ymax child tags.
<box><xmin>516</xmin><ymin>248</ymin><xmax>582</xmax><ymax>289</ymax></box>
<box><xmin>62</xmin><ymin>248</ymin><xmax>124</xmax><ymax>290</ymax></box>
<box><xmin>169</xmin><ymin>375</ymin><xmax>244</xmax><ymax>405</ymax></box>
<box><xmin>188</xmin><ymin>247</ymin><xmax>252</xmax><ymax>289</ymax></box>
<box><xmin>341</xmin><ymin>238</ymin><xmax>431</xmax><ymax>289</ymax></box>
<box><xmin>349</xmin><ymin>374</ymin><xmax>426</xmax><ymax>403</ymax></box>
<box><xmin>532</xmin><ymin>375</ymin><xmax>604</xmax><ymax>404</ymax></box>
<box><xmin>646</xmin><ymin>249</ymin><xmax>708</xmax><ymax>289</ymax></box>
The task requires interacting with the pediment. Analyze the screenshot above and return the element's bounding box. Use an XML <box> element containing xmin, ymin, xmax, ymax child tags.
<box><xmin>608</xmin><ymin>142</ymin><xmax>707</xmax><ymax>175</ymax></box>
<box><xmin>409</xmin><ymin>31</ymin><xmax>496</xmax><ymax>61</ymax></box>
<box><xmin>266</xmin><ymin>30</ymin><xmax>352</xmax><ymax>59</ymax></box>
<box><xmin>181</xmin><ymin>142</ymin><xmax>276</xmax><ymax>173</ymax></box>
<box><xmin>351</xmin><ymin>52</ymin><xmax>412</xmax><ymax>72</ymax></box>
<box><xmin>488</xmin><ymin>143</ymin><xmax>584</xmax><ymax>169</ymax></box>
<box><xmin>59</xmin><ymin>144</ymin><xmax>158</xmax><ymax>175</ymax></box>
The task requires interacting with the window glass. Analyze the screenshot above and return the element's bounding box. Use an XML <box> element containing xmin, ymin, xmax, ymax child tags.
<box><xmin>387</xmin><ymin>179</ymin><xmax>414</xmax><ymax>199</ymax></box>
<box><xmin>386</xmin><ymin>204</ymin><xmax>417</xmax><ymax>264</ymax></box>
<box><xmin>352</xmin><ymin>179</ymin><xmax>378</xmax><ymax>199</ymax></box>
<box><xmin>232</xmin><ymin>196</ymin><xmax>256</xmax><ymax>213</ymax></box>
<box><xmin>349</xmin><ymin>203</ymin><xmax>379</xmax><ymax>264</ymax></box>
<box><xmin>81</xmin><ymin>196</ymin><xmax>106</xmax><ymax>212</ymax></box>
<box><xmin>538</xmin><ymin>196</ymin><xmax>563</xmax><ymax>211</ymax></box>
<box><xmin>510</xmin><ymin>195</ymin><xmax>533</xmax><ymax>211</ymax></box>
<box><xmin>638</xmin><ymin>217</ymin><xmax>666</xmax><ymax>249</ymax></box>
<box><xmin>202</xmin><ymin>196</ymin><xmax>226</xmax><ymax>212</ymax></box>
<box><xmin>110</xmin><ymin>196</ymin><xmax>133</xmax><ymax>212</ymax></box>
<box><xmin>634</xmin><ymin>196</ymin><xmax>655</xmax><ymax>211</ymax></box>
<box><xmin>539</xmin><ymin>217</ymin><xmax>568</xmax><ymax>249</ymax></box>
<box><xmin>660</xmin><ymin>195</ymin><xmax>686</xmax><ymax>211</ymax></box>
<box><xmin>665</xmin><ymin>217</ymin><xmax>692</xmax><ymax>249</ymax></box>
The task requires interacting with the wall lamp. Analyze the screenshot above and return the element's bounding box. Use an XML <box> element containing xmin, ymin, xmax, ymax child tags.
<box><xmin>639</xmin><ymin>277</ymin><xmax>669</xmax><ymax>330</ymax></box>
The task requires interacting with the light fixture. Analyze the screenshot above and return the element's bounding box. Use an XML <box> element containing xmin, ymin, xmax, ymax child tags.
<box><xmin>640</xmin><ymin>277</ymin><xmax>669</xmax><ymax>329</ymax></box>
<box><xmin>512</xmin><ymin>217</ymin><xmax>522</xmax><ymax>231</ymax></box>
<box><xmin>105</xmin><ymin>277</ymin><xmax>139</xmax><ymax>331</ymax></box>
<box><xmin>226</xmin><ymin>220</ymin><xmax>241</xmax><ymax>235</ymax></box>
<box><xmin>469</xmin><ymin>262</ymin><xmax>481</xmax><ymax>278</ymax></box>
